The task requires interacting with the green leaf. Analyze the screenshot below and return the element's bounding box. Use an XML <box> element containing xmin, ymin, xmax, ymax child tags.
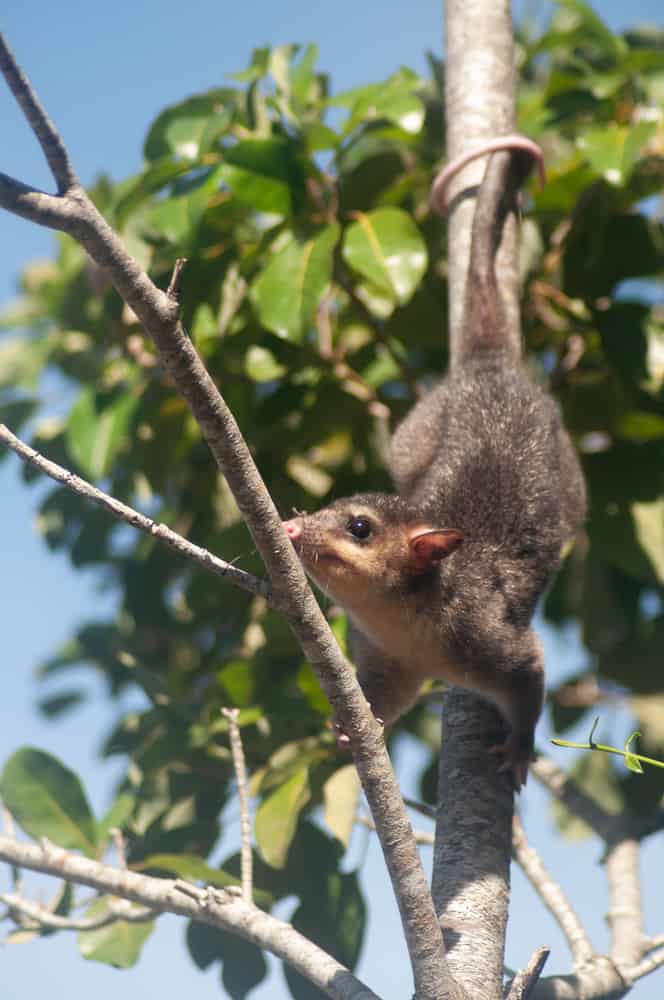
<box><xmin>615</xmin><ymin>412</ymin><xmax>664</xmax><ymax>442</ymax></box>
<box><xmin>631</xmin><ymin>499</ymin><xmax>664</xmax><ymax>584</ymax></box>
<box><xmin>624</xmin><ymin>731</ymin><xmax>644</xmax><ymax>774</ymax></box>
<box><xmin>296</xmin><ymin>661</ymin><xmax>332</xmax><ymax>716</ymax></box>
<box><xmin>187</xmin><ymin>923</ymin><xmax>269</xmax><ymax>997</ymax></box>
<box><xmin>0</xmin><ymin>399</ymin><xmax>38</xmax><ymax>450</ymax></box>
<box><xmin>230</xmin><ymin>46</ymin><xmax>270</xmax><ymax>83</ymax></box>
<box><xmin>333</xmin><ymin>69</ymin><xmax>424</xmax><ymax>135</ymax></box>
<box><xmin>136</xmin><ymin>854</ymin><xmax>273</xmax><ymax>909</ymax></box>
<box><xmin>285</xmin><ymin>870</ymin><xmax>366</xmax><ymax>999</ymax></box>
<box><xmin>556</xmin><ymin>0</ymin><xmax>627</xmax><ymax>61</ymax></box>
<box><xmin>0</xmin><ymin>748</ymin><xmax>97</xmax><ymax>856</ymax></box>
<box><xmin>289</xmin><ymin>43</ymin><xmax>320</xmax><ymax>106</ymax></box>
<box><xmin>577</xmin><ymin>121</ymin><xmax>657</xmax><ymax>186</ymax></box>
<box><xmin>219</xmin><ymin>138</ymin><xmax>301</xmax><ymax>216</ymax></box>
<box><xmin>37</xmin><ymin>690</ymin><xmax>86</xmax><ymax>719</ymax></box>
<box><xmin>0</xmin><ymin>336</ymin><xmax>54</xmax><ymax>389</ymax></box>
<box><xmin>133</xmin><ymin>853</ymin><xmax>239</xmax><ymax>887</ymax></box>
<box><xmin>254</xmin><ymin>768</ymin><xmax>310</xmax><ymax>868</ymax></box>
<box><xmin>144</xmin><ymin>89</ymin><xmax>236</xmax><ymax>161</ymax></box>
<box><xmin>66</xmin><ymin>386</ymin><xmax>139</xmax><ymax>479</ymax></box>
<box><xmin>97</xmin><ymin>792</ymin><xmax>136</xmax><ymax>844</ymax></box>
<box><xmin>146</xmin><ymin>166</ymin><xmax>223</xmax><ymax>245</ymax></box>
<box><xmin>245</xmin><ymin>345</ymin><xmax>287</xmax><ymax>382</ymax></box>
<box><xmin>38</xmin><ymin>882</ymin><xmax>74</xmax><ymax>939</ymax></box>
<box><xmin>342</xmin><ymin>208</ymin><xmax>427</xmax><ymax>307</ymax></box>
<box><xmin>323</xmin><ymin>765</ymin><xmax>360</xmax><ymax>848</ymax></box>
<box><xmin>252</xmin><ymin>738</ymin><xmax>328</xmax><ymax>796</ymax></box>
<box><xmin>252</xmin><ymin>224</ymin><xmax>340</xmax><ymax>341</ymax></box>
<box><xmin>111</xmin><ymin>159</ymin><xmax>195</xmax><ymax>227</ymax></box>
<box><xmin>78</xmin><ymin>899</ymin><xmax>155</xmax><ymax>968</ymax></box>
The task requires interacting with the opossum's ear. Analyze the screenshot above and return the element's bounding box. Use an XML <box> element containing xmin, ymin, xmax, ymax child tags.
<box><xmin>408</xmin><ymin>528</ymin><xmax>464</xmax><ymax>572</ymax></box>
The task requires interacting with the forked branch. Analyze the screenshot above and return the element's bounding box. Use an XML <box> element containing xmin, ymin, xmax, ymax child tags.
<box><xmin>0</xmin><ymin>835</ymin><xmax>378</xmax><ymax>1000</ymax></box>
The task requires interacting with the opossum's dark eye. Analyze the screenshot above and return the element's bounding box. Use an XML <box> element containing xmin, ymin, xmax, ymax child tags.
<box><xmin>347</xmin><ymin>517</ymin><xmax>373</xmax><ymax>540</ymax></box>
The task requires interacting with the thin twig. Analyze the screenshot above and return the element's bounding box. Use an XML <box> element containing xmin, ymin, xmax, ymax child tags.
<box><xmin>605</xmin><ymin>836</ymin><xmax>644</xmax><ymax>972</ymax></box>
<box><xmin>111</xmin><ymin>828</ymin><xmax>127</xmax><ymax>870</ymax></box>
<box><xmin>167</xmin><ymin>257</ymin><xmax>187</xmax><ymax>301</ymax></box>
<box><xmin>402</xmin><ymin>796</ymin><xmax>436</xmax><ymax>820</ymax></box>
<box><xmin>512</xmin><ymin>815</ymin><xmax>595</xmax><ymax>969</ymax></box>
<box><xmin>628</xmin><ymin>947</ymin><xmax>664</xmax><ymax>983</ymax></box>
<box><xmin>0</xmin><ymin>424</ymin><xmax>272</xmax><ymax>605</ymax></box>
<box><xmin>0</xmin><ymin>891</ymin><xmax>154</xmax><ymax>931</ymax></box>
<box><xmin>356</xmin><ymin>813</ymin><xmax>434</xmax><ymax>846</ymax></box>
<box><xmin>222</xmin><ymin>708</ymin><xmax>253</xmax><ymax>903</ymax></box>
<box><xmin>643</xmin><ymin>933</ymin><xmax>664</xmax><ymax>955</ymax></box>
<box><xmin>504</xmin><ymin>945</ymin><xmax>550</xmax><ymax>1000</ymax></box>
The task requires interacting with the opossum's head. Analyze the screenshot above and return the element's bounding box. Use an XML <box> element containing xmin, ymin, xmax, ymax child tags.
<box><xmin>283</xmin><ymin>493</ymin><xmax>463</xmax><ymax>612</ymax></box>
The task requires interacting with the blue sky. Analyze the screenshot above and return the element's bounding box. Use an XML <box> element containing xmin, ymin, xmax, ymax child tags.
<box><xmin>1</xmin><ymin>1</ymin><xmax>664</xmax><ymax>998</ymax></box>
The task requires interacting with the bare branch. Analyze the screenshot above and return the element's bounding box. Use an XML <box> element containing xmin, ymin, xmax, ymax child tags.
<box><xmin>643</xmin><ymin>933</ymin><xmax>664</xmax><ymax>954</ymax></box>
<box><xmin>167</xmin><ymin>257</ymin><xmax>187</xmax><ymax>302</ymax></box>
<box><xmin>0</xmin><ymin>423</ymin><xmax>272</xmax><ymax>605</ymax></box>
<box><xmin>504</xmin><ymin>946</ymin><xmax>550</xmax><ymax>1000</ymax></box>
<box><xmin>511</xmin><ymin>816</ymin><xmax>595</xmax><ymax>969</ymax></box>
<box><xmin>628</xmin><ymin>947</ymin><xmax>664</xmax><ymax>983</ymax></box>
<box><xmin>0</xmin><ymin>891</ymin><xmax>154</xmax><ymax>932</ymax></box>
<box><xmin>605</xmin><ymin>837</ymin><xmax>644</xmax><ymax>972</ymax></box>
<box><xmin>0</xmin><ymin>836</ymin><xmax>378</xmax><ymax>1000</ymax></box>
<box><xmin>0</xmin><ymin>34</ymin><xmax>451</xmax><ymax>995</ymax></box>
<box><xmin>444</xmin><ymin>0</ymin><xmax>521</xmax><ymax>357</ymax></box>
<box><xmin>0</xmin><ymin>35</ymin><xmax>76</xmax><ymax>191</ymax></box>
<box><xmin>529</xmin><ymin>956</ymin><xmax>627</xmax><ymax>1000</ymax></box>
<box><xmin>222</xmin><ymin>708</ymin><xmax>253</xmax><ymax>903</ymax></box>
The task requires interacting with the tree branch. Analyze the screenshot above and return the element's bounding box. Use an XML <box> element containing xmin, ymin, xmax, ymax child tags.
<box><xmin>0</xmin><ymin>423</ymin><xmax>272</xmax><ymax>604</ymax></box>
<box><xmin>0</xmin><ymin>891</ymin><xmax>154</xmax><ymax>931</ymax></box>
<box><xmin>0</xmin><ymin>35</ymin><xmax>77</xmax><ymax>192</ymax></box>
<box><xmin>629</xmin><ymin>947</ymin><xmax>664</xmax><ymax>984</ymax></box>
<box><xmin>443</xmin><ymin>0</ymin><xmax>521</xmax><ymax>359</ymax></box>
<box><xmin>504</xmin><ymin>946</ymin><xmax>550</xmax><ymax>1000</ymax></box>
<box><xmin>0</xmin><ymin>32</ymin><xmax>452</xmax><ymax>998</ymax></box>
<box><xmin>605</xmin><ymin>836</ymin><xmax>644</xmax><ymax>973</ymax></box>
<box><xmin>0</xmin><ymin>836</ymin><xmax>378</xmax><ymax>1000</ymax></box>
<box><xmin>511</xmin><ymin>816</ymin><xmax>594</xmax><ymax>969</ymax></box>
<box><xmin>222</xmin><ymin>708</ymin><xmax>253</xmax><ymax>903</ymax></box>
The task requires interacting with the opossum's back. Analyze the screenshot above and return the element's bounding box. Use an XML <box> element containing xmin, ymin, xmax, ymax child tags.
<box><xmin>390</xmin><ymin>363</ymin><xmax>567</xmax><ymax>547</ymax></box>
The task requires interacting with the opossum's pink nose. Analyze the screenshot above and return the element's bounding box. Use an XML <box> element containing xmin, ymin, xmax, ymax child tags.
<box><xmin>283</xmin><ymin>519</ymin><xmax>302</xmax><ymax>541</ymax></box>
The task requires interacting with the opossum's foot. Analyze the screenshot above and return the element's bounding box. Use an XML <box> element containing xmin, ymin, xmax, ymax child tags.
<box><xmin>489</xmin><ymin>735</ymin><xmax>535</xmax><ymax>791</ymax></box>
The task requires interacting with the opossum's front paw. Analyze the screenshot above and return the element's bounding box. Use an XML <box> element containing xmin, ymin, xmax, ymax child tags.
<box><xmin>489</xmin><ymin>734</ymin><xmax>535</xmax><ymax>790</ymax></box>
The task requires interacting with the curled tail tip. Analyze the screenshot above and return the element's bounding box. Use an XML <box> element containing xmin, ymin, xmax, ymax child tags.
<box><xmin>431</xmin><ymin>134</ymin><xmax>545</xmax><ymax>216</ymax></box>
